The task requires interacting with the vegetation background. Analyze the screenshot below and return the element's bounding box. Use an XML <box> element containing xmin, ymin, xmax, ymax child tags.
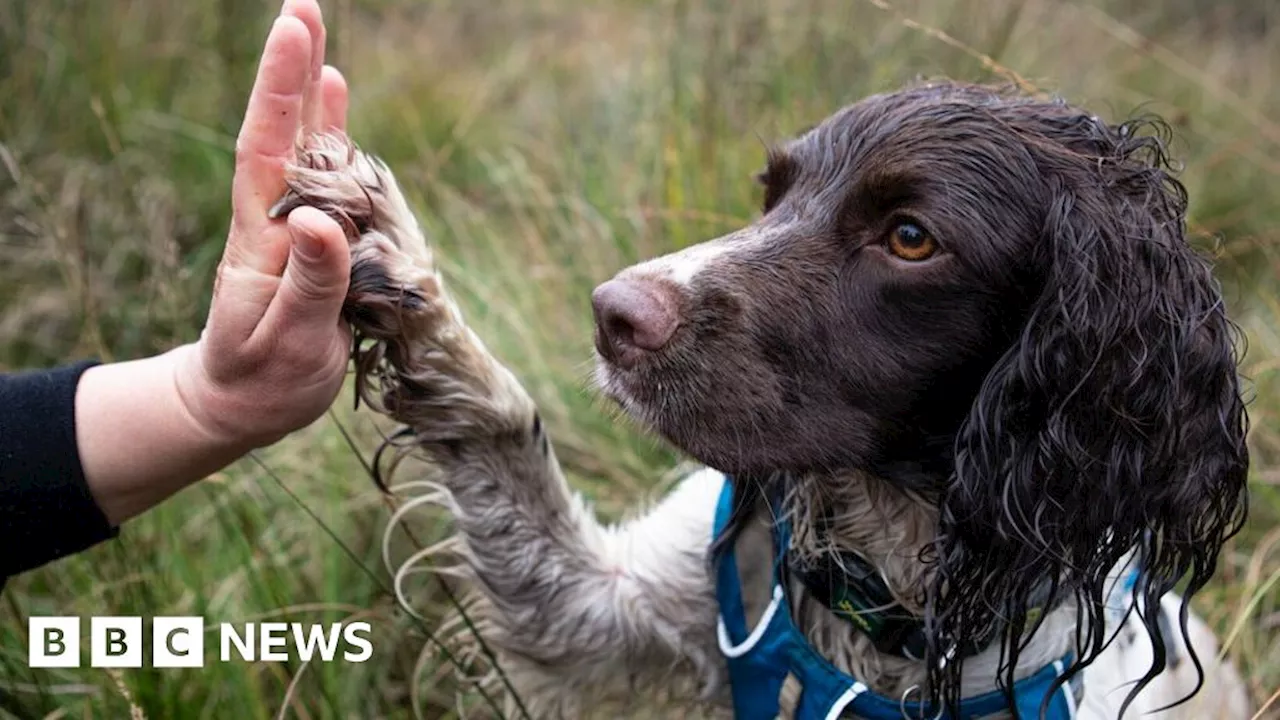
<box><xmin>0</xmin><ymin>0</ymin><xmax>1277</xmax><ymax>717</ymax></box>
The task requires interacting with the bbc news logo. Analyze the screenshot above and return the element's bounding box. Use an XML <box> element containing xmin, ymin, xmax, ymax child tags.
<box><xmin>28</xmin><ymin>617</ymin><xmax>372</xmax><ymax>668</ymax></box>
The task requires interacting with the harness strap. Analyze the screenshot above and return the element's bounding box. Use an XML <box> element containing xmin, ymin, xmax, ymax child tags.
<box><xmin>825</xmin><ymin>682</ymin><xmax>869</xmax><ymax>720</ymax></box>
<box><xmin>718</xmin><ymin>584</ymin><xmax>784</xmax><ymax>658</ymax></box>
<box><xmin>712</xmin><ymin>475</ymin><xmax>1080</xmax><ymax>720</ymax></box>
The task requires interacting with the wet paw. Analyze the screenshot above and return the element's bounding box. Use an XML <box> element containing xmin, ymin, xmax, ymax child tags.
<box><xmin>273</xmin><ymin>132</ymin><xmax>442</xmax><ymax>341</ymax></box>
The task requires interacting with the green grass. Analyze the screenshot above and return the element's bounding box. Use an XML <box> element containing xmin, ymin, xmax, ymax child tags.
<box><xmin>1</xmin><ymin>0</ymin><xmax>1277</xmax><ymax>717</ymax></box>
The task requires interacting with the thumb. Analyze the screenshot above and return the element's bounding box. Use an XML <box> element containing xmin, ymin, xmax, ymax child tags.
<box><xmin>272</xmin><ymin>205</ymin><xmax>351</xmax><ymax>328</ymax></box>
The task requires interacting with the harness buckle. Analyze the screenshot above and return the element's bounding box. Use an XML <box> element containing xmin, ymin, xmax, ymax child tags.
<box><xmin>897</xmin><ymin>644</ymin><xmax>954</xmax><ymax>720</ymax></box>
<box><xmin>898</xmin><ymin>685</ymin><xmax>945</xmax><ymax>720</ymax></box>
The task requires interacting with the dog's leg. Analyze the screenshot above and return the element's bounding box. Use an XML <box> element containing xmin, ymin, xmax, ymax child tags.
<box><xmin>273</xmin><ymin>134</ymin><xmax>727</xmax><ymax>716</ymax></box>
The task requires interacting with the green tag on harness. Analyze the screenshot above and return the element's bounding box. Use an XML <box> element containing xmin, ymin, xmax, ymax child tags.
<box><xmin>827</xmin><ymin>583</ymin><xmax>880</xmax><ymax>634</ymax></box>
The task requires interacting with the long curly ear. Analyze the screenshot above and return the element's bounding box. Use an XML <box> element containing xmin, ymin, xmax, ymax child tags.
<box><xmin>926</xmin><ymin>116</ymin><xmax>1249</xmax><ymax>716</ymax></box>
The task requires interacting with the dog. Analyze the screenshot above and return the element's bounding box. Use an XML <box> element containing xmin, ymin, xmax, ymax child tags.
<box><xmin>271</xmin><ymin>81</ymin><xmax>1252</xmax><ymax>719</ymax></box>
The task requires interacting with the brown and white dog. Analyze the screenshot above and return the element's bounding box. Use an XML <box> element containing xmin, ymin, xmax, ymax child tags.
<box><xmin>273</xmin><ymin>82</ymin><xmax>1251</xmax><ymax>719</ymax></box>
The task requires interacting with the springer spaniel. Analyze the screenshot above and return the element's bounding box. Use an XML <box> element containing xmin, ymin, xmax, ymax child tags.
<box><xmin>272</xmin><ymin>82</ymin><xmax>1252</xmax><ymax>719</ymax></box>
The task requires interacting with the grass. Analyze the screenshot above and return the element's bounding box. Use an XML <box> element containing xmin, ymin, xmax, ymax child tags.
<box><xmin>0</xmin><ymin>0</ymin><xmax>1277</xmax><ymax>717</ymax></box>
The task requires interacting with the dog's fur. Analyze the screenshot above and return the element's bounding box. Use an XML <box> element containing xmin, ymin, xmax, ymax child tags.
<box><xmin>275</xmin><ymin>82</ymin><xmax>1251</xmax><ymax>719</ymax></box>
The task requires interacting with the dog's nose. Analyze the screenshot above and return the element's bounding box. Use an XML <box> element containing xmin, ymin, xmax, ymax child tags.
<box><xmin>591</xmin><ymin>278</ymin><xmax>679</xmax><ymax>366</ymax></box>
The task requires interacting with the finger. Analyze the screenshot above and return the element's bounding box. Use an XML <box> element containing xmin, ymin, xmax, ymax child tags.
<box><xmin>259</xmin><ymin>205</ymin><xmax>352</xmax><ymax>344</ymax></box>
<box><xmin>320</xmin><ymin>66</ymin><xmax>349</xmax><ymax>132</ymax></box>
<box><xmin>230</xmin><ymin>15</ymin><xmax>313</xmax><ymax>229</ymax></box>
<box><xmin>282</xmin><ymin>0</ymin><xmax>327</xmax><ymax>133</ymax></box>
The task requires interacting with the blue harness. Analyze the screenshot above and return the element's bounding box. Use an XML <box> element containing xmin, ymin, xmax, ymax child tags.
<box><xmin>712</xmin><ymin>479</ymin><xmax>1080</xmax><ymax>720</ymax></box>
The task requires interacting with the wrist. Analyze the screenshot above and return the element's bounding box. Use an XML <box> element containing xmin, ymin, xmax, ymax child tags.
<box><xmin>170</xmin><ymin>342</ymin><xmax>284</xmax><ymax>452</ymax></box>
<box><xmin>76</xmin><ymin>349</ymin><xmax>256</xmax><ymax>525</ymax></box>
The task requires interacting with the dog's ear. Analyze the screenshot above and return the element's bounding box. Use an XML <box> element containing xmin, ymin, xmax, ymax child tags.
<box><xmin>927</xmin><ymin>116</ymin><xmax>1249</xmax><ymax>713</ymax></box>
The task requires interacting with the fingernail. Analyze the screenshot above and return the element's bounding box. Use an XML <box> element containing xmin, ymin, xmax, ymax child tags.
<box><xmin>294</xmin><ymin>227</ymin><xmax>325</xmax><ymax>260</ymax></box>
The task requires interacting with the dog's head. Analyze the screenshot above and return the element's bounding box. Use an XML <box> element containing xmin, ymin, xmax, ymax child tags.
<box><xmin>592</xmin><ymin>82</ymin><xmax>1248</xmax><ymax>708</ymax></box>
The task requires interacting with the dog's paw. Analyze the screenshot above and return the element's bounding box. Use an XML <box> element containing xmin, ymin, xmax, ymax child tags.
<box><xmin>271</xmin><ymin>132</ymin><xmax>528</xmax><ymax>433</ymax></box>
<box><xmin>271</xmin><ymin>132</ymin><xmax>448</xmax><ymax>342</ymax></box>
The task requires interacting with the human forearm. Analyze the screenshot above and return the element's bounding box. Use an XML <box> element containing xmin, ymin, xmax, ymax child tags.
<box><xmin>74</xmin><ymin>344</ymin><xmax>255</xmax><ymax>526</ymax></box>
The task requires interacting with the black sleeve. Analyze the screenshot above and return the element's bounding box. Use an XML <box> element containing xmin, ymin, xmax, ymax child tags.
<box><xmin>0</xmin><ymin>360</ymin><xmax>118</xmax><ymax>581</ymax></box>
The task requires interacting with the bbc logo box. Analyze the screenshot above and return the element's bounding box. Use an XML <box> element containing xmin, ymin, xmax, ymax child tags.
<box><xmin>27</xmin><ymin>617</ymin><xmax>80</xmax><ymax>668</ymax></box>
<box><xmin>28</xmin><ymin>617</ymin><xmax>371</xmax><ymax>668</ymax></box>
<box><xmin>29</xmin><ymin>616</ymin><xmax>204</xmax><ymax>668</ymax></box>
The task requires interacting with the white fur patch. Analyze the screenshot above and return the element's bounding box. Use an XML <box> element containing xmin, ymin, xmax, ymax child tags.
<box><xmin>627</xmin><ymin>241</ymin><xmax>732</xmax><ymax>287</ymax></box>
<box><xmin>598</xmin><ymin>468</ymin><xmax>725</xmax><ymax>573</ymax></box>
<box><xmin>1077</xmin><ymin>590</ymin><xmax>1249</xmax><ymax>719</ymax></box>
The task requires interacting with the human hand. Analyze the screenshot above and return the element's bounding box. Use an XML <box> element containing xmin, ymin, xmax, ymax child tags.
<box><xmin>73</xmin><ymin>0</ymin><xmax>356</xmax><ymax>526</ymax></box>
<box><xmin>176</xmin><ymin>0</ymin><xmax>353</xmax><ymax>449</ymax></box>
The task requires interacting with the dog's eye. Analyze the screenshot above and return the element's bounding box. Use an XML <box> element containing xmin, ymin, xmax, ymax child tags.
<box><xmin>887</xmin><ymin>223</ymin><xmax>938</xmax><ymax>261</ymax></box>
